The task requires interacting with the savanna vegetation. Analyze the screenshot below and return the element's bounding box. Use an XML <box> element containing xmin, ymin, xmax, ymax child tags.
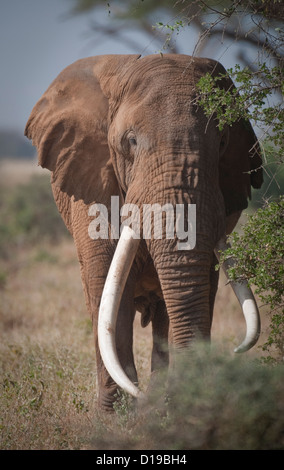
<box><xmin>1</xmin><ymin>0</ymin><xmax>283</xmax><ymax>451</ymax></box>
<box><xmin>0</xmin><ymin>160</ymin><xmax>283</xmax><ymax>450</ymax></box>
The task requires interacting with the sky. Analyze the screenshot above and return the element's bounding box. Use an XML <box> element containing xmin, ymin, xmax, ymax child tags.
<box><xmin>0</xmin><ymin>0</ymin><xmax>243</xmax><ymax>135</ymax></box>
<box><xmin>0</xmin><ymin>0</ymin><xmax>118</xmax><ymax>133</ymax></box>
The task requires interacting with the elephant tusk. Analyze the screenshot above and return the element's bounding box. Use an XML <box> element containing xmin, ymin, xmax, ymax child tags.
<box><xmin>214</xmin><ymin>236</ymin><xmax>261</xmax><ymax>353</ymax></box>
<box><xmin>98</xmin><ymin>225</ymin><xmax>143</xmax><ymax>398</ymax></box>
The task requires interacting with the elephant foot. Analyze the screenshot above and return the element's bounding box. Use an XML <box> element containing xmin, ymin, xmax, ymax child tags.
<box><xmin>97</xmin><ymin>385</ymin><xmax>120</xmax><ymax>413</ymax></box>
<box><xmin>97</xmin><ymin>386</ymin><xmax>137</xmax><ymax>415</ymax></box>
<box><xmin>96</xmin><ymin>356</ymin><xmax>139</xmax><ymax>413</ymax></box>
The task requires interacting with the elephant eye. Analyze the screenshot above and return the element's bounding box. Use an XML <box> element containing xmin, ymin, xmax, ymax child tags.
<box><xmin>121</xmin><ymin>131</ymin><xmax>137</xmax><ymax>158</ymax></box>
<box><xmin>128</xmin><ymin>136</ymin><xmax>137</xmax><ymax>147</ymax></box>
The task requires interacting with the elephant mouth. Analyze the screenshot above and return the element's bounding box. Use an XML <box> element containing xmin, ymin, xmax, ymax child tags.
<box><xmin>98</xmin><ymin>226</ymin><xmax>261</xmax><ymax>398</ymax></box>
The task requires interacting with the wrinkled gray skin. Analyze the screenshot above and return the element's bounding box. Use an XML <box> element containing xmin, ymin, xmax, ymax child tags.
<box><xmin>25</xmin><ymin>54</ymin><xmax>263</xmax><ymax>411</ymax></box>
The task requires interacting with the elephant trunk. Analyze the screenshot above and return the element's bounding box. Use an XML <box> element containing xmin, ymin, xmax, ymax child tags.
<box><xmin>149</xmin><ymin>238</ymin><xmax>212</xmax><ymax>348</ymax></box>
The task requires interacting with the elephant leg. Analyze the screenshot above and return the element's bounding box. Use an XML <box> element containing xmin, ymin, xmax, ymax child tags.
<box><xmin>151</xmin><ymin>300</ymin><xmax>169</xmax><ymax>372</ymax></box>
<box><xmin>142</xmin><ymin>300</ymin><xmax>169</xmax><ymax>398</ymax></box>
<box><xmin>94</xmin><ymin>335</ymin><xmax>118</xmax><ymax>411</ymax></box>
<box><xmin>94</xmin><ymin>282</ymin><xmax>138</xmax><ymax>412</ymax></box>
<box><xmin>73</xmin><ymin>218</ymin><xmax>138</xmax><ymax>412</ymax></box>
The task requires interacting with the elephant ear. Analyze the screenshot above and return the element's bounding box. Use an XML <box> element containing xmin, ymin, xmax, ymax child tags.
<box><xmin>25</xmin><ymin>55</ymin><xmax>140</xmax><ymax>207</ymax></box>
<box><xmin>219</xmin><ymin>118</ymin><xmax>263</xmax><ymax>216</ymax></box>
<box><xmin>212</xmin><ymin>63</ymin><xmax>263</xmax><ymax>216</ymax></box>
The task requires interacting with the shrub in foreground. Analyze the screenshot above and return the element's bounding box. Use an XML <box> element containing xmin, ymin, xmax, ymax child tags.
<box><xmin>93</xmin><ymin>345</ymin><xmax>284</xmax><ymax>450</ymax></box>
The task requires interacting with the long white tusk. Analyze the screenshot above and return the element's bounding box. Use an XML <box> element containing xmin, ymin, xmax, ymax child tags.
<box><xmin>98</xmin><ymin>225</ymin><xmax>143</xmax><ymax>398</ymax></box>
<box><xmin>214</xmin><ymin>236</ymin><xmax>261</xmax><ymax>353</ymax></box>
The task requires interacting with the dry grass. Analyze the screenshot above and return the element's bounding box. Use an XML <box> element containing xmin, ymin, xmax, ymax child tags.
<box><xmin>0</xmin><ymin>241</ymin><xmax>94</xmax><ymax>449</ymax></box>
<box><xmin>0</xmin><ymin>160</ymin><xmax>282</xmax><ymax>450</ymax></box>
<box><xmin>0</xmin><ymin>235</ymin><xmax>154</xmax><ymax>449</ymax></box>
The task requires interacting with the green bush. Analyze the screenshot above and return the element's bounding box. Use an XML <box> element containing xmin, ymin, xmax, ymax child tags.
<box><xmin>251</xmin><ymin>145</ymin><xmax>284</xmax><ymax>208</ymax></box>
<box><xmin>196</xmin><ymin>55</ymin><xmax>284</xmax><ymax>363</ymax></box>
<box><xmin>0</xmin><ymin>175</ymin><xmax>69</xmax><ymax>258</ymax></box>
<box><xmin>220</xmin><ymin>197</ymin><xmax>284</xmax><ymax>363</ymax></box>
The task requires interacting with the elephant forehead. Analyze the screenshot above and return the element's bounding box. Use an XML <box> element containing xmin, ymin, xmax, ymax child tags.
<box><xmin>126</xmin><ymin>72</ymin><xmax>195</xmax><ymax>108</ymax></box>
<box><xmin>111</xmin><ymin>55</ymin><xmax>219</xmax><ymax>145</ymax></box>
<box><xmin>118</xmin><ymin>71</ymin><xmax>201</xmax><ymax>129</ymax></box>
<box><xmin>117</xmin><ymin>85</ymin><xmax>197</xmax><ymax>131</ymax></box>
<box><xmin>114</xmin><ymin>90</ymin><xmax>206</xmax><ymax>149</ymax></box>
<box><xmin>124</xmin><ymin>54</ymin><xmax>210</xmax><ymax>100</ymax></box>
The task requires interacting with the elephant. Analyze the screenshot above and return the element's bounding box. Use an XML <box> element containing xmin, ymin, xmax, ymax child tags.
<box><xmin>25</xmin><ymin>54</ymin><xmax>263</xmax><ymax>411</ymax></box>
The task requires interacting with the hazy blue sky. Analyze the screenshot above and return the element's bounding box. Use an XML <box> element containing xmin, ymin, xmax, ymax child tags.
<box><xmin>0</xmin><ymin>1</ymin><xmax>120</xmax><ymax>132</ymax></box>
<box><xmin>0</xmin><ymin>0</ymin><xmax>242</xmax><ymax>135</ymax></box>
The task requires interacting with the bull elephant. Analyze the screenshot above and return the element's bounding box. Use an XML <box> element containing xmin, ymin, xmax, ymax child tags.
<box><xmin>25</xmin><ymin>54</ymin><xmax>263</xmax><ymax>411</ymax></box>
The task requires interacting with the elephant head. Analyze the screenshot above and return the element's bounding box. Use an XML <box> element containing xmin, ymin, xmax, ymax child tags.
<box><xmin>25</xmin><ymin>54</ymin><xmax>263</xmax><ymax>406</ymax></box>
